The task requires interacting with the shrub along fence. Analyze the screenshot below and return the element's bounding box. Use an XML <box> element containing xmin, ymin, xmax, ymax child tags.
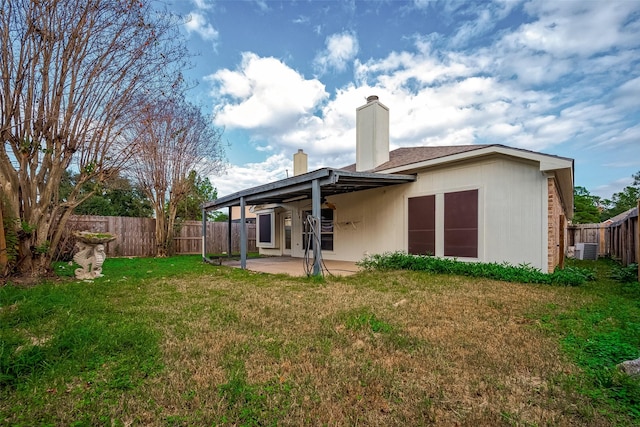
<box><xmin>57</xmin><ymin>215</ymin><xmax>256</xmax><ymax>260</ymax></box>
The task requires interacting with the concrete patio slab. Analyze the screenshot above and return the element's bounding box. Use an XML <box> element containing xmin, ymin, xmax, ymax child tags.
<box><xmin>219</xmin><ymin>257</ymin><xmax>360</xmax><ymax>277</ymax></box>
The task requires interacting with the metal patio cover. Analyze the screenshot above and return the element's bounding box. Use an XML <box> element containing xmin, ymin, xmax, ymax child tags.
<box><xmin>202</xmin><ymin>168</ymin><xmax>416</xmax><ymax>211</ymax></box>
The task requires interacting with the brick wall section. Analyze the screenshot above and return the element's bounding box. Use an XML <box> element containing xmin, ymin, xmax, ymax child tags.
<box><xmin>547</xmin><ymin>178</ymin><xmax>564</xmax><ymax>273</ymax></box>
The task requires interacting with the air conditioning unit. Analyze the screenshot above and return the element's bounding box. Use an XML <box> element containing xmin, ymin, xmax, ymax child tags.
<box><xmin>575</xmin><ymin>243</ymin><xmax>598</xmax><ymax>260</ymax></box>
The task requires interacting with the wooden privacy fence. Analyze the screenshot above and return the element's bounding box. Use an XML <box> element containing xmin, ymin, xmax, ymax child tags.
<box><xmin>174</xmin><ymin>221</ymin><xmax>256</xmax><ymax>255</ymax></box>
<box><xmin>567</xmin><ymin>223</ymin><xmax>608</xmax><ymax>257</ymax></box>
<box><xmin>59</xmin><ymin>215</ymin><xmax>256</xmax><ymax>259</ymax></box>
<box><xmin>606</xmin><ymin>207</ymin><xmax>638</xmax><ymax>266</ymax></box>
<box><xmin>568</xmin><ymin>205</ymin><xmax>639</xmax><ymax>267</ymax></box>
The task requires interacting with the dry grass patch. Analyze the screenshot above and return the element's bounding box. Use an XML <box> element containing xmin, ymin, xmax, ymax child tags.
<box><xmin>119</xmin><ymin>269</ymin><xmax>607</xmax><ymax>426</ymax></box>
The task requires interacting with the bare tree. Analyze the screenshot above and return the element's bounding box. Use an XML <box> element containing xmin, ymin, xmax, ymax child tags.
<box><xmin>0</xmin><ymin>0</ymin><xmax>188</xmax><ymax>275</ymax></box>
<box><xmin>130</xmin><ymin>97</ymin><xmax>224</xmax><ymax>257</ymax></box>
<box><xmin>0</xmin><ymin>196</ymin><xmax>8</xmax><ymax>276</ymax></box>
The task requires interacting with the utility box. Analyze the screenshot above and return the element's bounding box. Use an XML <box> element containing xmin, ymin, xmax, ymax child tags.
<box><xmin>575</xmin><ymin>243</ymin><xmax>598</xmax><ymax>260</ymax></box>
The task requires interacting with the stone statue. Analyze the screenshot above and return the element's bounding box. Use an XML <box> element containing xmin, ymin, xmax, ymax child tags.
<box><xmin>72</xmin><ymin>231</ymin><xmax>116</xmax><ymax>280</ymax></box>
<box><xmin>73</xmin><ymin>242</ymin><xmax>106</xmax><ymax>279</ymax></box>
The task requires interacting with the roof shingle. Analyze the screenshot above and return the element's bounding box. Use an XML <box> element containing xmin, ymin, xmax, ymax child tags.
<box><xmin>341</xmin><ymin>144</ymin><xmax>492</xmax><ymax>172</ymax></box>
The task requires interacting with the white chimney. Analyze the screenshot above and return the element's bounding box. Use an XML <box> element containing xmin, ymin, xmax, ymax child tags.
<box><xmin>356</xmin><ymin>95</ymin><xmax>389</xmax><ymax>172</ymax></box>
<box><xmin>293</xmin><ymin>149</ymin><xmax>308</xmax><ymax>176</ymax></box>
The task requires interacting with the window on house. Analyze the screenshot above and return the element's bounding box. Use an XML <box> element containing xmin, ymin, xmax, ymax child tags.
<box><xmin>408</xmin><ymin>194</ymin><xmax>435</xmax><ymax>255</ymax></box>
<box><xmin>303</xmin><ymin>208</ymin><xmax>334</xmax><ymax>251</ymax></box>
<box><xmin>444</xmin><ymin>189</ymin><xmax>478</xmax><ymax>258</ymax></box>
<box><xmin>256</xmin><ymin>211</ymin><xmax>276</xmax><ymax>248</ymax></box>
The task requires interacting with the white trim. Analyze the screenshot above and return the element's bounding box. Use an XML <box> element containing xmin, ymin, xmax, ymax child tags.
<box><xmin>435</xmin><ymin>193</ymin><xmax>445</xmax><ymax>257</ymax></box>
<box><xmin>379</xmin><ymin>146</ymin><xmax>572</xmax><ymax>175</ymax></box>
<box><xmin>281</xmin><ymin>211</ymin><xmax>292</xmax><ymax>256</ymax></box>
<box><xmin>256</xmin><ymin>210</ymin><xmax>277</xmax><ymax>249</ymax></box>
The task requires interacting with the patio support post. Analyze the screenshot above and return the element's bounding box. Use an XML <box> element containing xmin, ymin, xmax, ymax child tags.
<box><xmin>240</xmin><ymin>196</ymin><xmax>247</xmax><ymax>269</ymax></box>
<box><xmin>312</xmin><ymin>179</ymin><xmax>322</xmax><ymax>276</ymax></box>
<box><xmin>228</xmin><ymin>206</ymin><xmax>232</xmax><ymax>257</ymax></box>
<box><xmin>201</xmin><ymin>208</ymin><xmax>207</xmax><ymax>261</ymax></box>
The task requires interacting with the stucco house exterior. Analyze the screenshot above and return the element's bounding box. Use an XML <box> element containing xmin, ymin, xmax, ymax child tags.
<box><xmin>203</xmin><ymin>96</ymin><xmax>574</xmax><ymax>274</ymax></box>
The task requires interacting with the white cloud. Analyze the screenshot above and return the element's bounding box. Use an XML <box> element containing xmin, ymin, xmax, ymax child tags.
<box><xmin>203</xmin><ymin>1</ymin><xmax>640</xmax><ymax>198</ymax></box>
<box><xmin>476</xmin><ymin>1</ymin><xmax>640</xmax><ymax>89</ymax></box>
<box><xmin>594</xmin><ymin>124</ymin><xmax>640</xmax><ymax>148</ymax></box>
<box><xmin>185</xmin><ymin>12</ymin><xmax>219</xmax><ymax>41</ymax></box>
<box><xmin>210</xmin><ymin>154</ymin><xmax>291</xmax><ymax>197</ymax></box>
<box><xmin>448</xmin><ymin>6</ymin><xmax>500</xmax><ymax>48</ymax></box>
<box><xmin>412</xmin><ymin>0</ymin><xmax>430</xmax><ymax>9</ymax></box>
<box><xmin>510</xmin><ymin>1</ymin><xmax>639</xmax><ymax>58</ymax></box>
<box><xmin>253</xmin><ymin>0</ymin><xmax>269</xmax><ymax>12</ymax></box>
<box><xmin>314</xmin><ymin>31</ymin><xmax>359</xmax><ymax>74</ymax></box>
<box><xmin>208</xmin><ymin>53</ymin><xmax>328</xmax><ymax>132</ymax></box>
<box><xmin>211</xmin><ymin>69</ymin><xmax>252</xmax><ymax>99</ymax></box>
<box><xmin>292</xmin><ymin>15</ymin><xmax>309</xmax><ymax>24</ymax></box>
<box><xmin>191</xmin><ymin>0</ymin><xmax>213</xmax><ymax>10</ymax></box>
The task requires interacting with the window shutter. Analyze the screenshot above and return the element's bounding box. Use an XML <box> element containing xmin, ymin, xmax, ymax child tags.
<box><xmin>444</xmin><ymin>189</ymin><xmax>478</xmax><ymax>258</ymax></box>
<box><xmin>408</xmin><ymin>195</ymin><xmax>435</xmax><ymax>255</ymax></box>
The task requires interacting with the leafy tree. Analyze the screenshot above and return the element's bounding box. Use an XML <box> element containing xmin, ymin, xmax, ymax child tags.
<box><xmin>600</xmin><ymin>171</ymin><xmax>640</xmax><ymax>221</ymax></box>
<box><xmin>0</xmin><ymin>0</ymin><xmax>187</xmax><ymax>275</ymax></box>
<box><xmin>104</xmin><ymin>180</ymin><xmax>154</xmax><ymax>218</ymax></box>
<box><xmin>211</xmin><ymin>212</ymin><xmax>229</xmax><ymax>222</ymax></box>
<box><xmin>69</xmin><ymin>173</ymin><xmax>154</xmax><ymax>218</ymax></box>
<box><xmin>175</xmin><ymin>171</ymin><xmax>218</xmax><ymax>222</ymax></box>
<box><xmin>572</xmin><ymin>186</ymin><xmax>601</xmax><ymax>224</ymax></box>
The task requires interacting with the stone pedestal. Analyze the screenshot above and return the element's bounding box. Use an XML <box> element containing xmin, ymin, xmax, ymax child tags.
<box><xmin>72</xmin><ymin>232</ymin><xmax>116</xmax><ymax>280</ymax></box>
<box><xmin>619</xmin><ymin>358</ymin><xmax>640</xmax><ymax>377</ymax></box>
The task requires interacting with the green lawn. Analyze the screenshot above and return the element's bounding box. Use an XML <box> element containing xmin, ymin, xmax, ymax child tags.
<box><xmin>1</xmin><ymin>256</ymin><xmax>639</xmax><ymax>426</ymax></box>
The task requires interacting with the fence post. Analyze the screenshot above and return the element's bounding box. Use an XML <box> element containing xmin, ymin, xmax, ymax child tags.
<box><xmin>202</xmin><ymin>208</ymin><xmax>207</xmax><ymax>261</ymax></box>
<box><xmin>637</xmin><ymin>200</ymin><xmax>639</xmax><ymax>280</ymax></box>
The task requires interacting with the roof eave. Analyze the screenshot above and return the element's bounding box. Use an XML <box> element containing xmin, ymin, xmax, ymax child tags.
<box><xmin>377</xmin><ymin>145</ymin><xmax>573</xmax><ymax>174</ymax></box>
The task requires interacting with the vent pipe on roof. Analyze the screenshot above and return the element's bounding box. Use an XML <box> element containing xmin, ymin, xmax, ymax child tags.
<box><xmin>293</xmin><ymin>148</ymin><xmax>308</xmax><ymax>176</ymax></box>
<box><xmin>356</xmin><ymin>95</ymin><xmax>389</xmax><ymax>172</ymax></box>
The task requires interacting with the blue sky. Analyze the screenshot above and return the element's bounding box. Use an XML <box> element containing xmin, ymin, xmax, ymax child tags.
<box><xmin>168</xmin><ymin>0</ymin><xmax>640</xmax><ymax>201</ymax></box>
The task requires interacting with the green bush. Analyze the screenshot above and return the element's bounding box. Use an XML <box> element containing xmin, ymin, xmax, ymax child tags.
<box><xmin>357</xmin><ymin>252</ymin><xmax>595</xmax><ymax>286</ymax></box>
<box><xmin>610</xmin><ymin>263</ymin><xmax>638</xmax><ymax>284</ymax></box>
